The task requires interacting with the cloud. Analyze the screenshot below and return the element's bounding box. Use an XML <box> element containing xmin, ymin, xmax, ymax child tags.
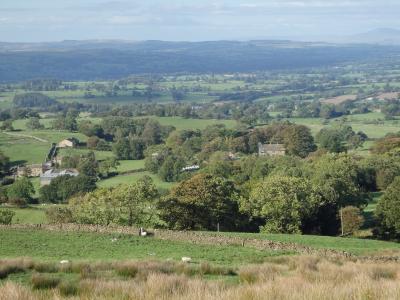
<box><xmin>106</xmin><ymin>15</ymin><xmax>156</xmax><ymax>25</ymax></box>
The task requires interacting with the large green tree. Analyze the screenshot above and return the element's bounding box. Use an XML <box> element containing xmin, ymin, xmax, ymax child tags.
<box><xmin>375</xmin><ymin>177</ymin><xmax>400</xmax><ymax>240</ymax></box>
<box><xmin>69</xmin><ymin>177</ymin><xmax>160</xmax><ymax>227</ymax></box>
<box><xmin>159</xmin><ymin>174</ymin><xmax>239</xmax><ymax>231</ymax></box>
<box><xmin>243</xmin><ymin>176</ymin><xmax>320</xmax><ymax>234</ymax></box>
<box><xmin>7</xmin><ymin>177</ymin><xmax>35</xmax><ymax>204</ymax></box>
<box><xmin>283</xmin><ymin>125</ymin><xmax>317</xmax><ymax>158</ymax></box>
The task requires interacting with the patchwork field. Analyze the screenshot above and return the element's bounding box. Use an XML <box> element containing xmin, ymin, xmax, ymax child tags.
<box><xmin>135</xmin><ymin>116</ymin><xmax>238</xmax><ymax>130</ymax></box>
<box><xmin>321</xmin><ymin>94</ymin><xmax>357</xmax><ymax>104</ymax></box>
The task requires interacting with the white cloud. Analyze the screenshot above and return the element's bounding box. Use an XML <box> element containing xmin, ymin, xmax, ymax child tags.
<box><xmin>106</xmin><ymin>15</ymin><xmax>158</xmax><ymax>25</ymax></box>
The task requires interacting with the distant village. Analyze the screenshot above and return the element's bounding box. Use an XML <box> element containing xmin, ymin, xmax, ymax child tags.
<box><xmin>16</xmin><ymin>138</ymin><xmax>80</xmax><ymax>186</ymax></box>
<box><xmin>15</xmin><ymin>138</ymin><xmax>286</xmax><ymax>186</ymax></box>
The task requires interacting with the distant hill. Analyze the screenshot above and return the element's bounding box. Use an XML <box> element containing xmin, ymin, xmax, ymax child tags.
<box><xmin>0</xmin><ymin>40</ymin><xmax>399</xmax><ymax>82</ymax></box>
<box><xmin>342</xmin><ymin>28</ymin><xmax>400</xmax><ymax>45</ymax></box>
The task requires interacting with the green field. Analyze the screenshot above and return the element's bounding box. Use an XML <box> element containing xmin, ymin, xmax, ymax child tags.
<box><xmin>287</xmin><ymin>113</ymin><xmax>400</xmax><ymax>139</ymax></box>
<box><xmin>0</xmin><ymin>229</ymin><xmax>286</xmax><ymax>266</ymax></box>
<box><xmin>116</xmin><ymin>160</ymin><xmax>145</xmax><ymax>173</ymax></box>
<box><xmin>136</xmin><ymin>116</ymin><xmax>238</xmax><ymax>130</ymax></box>
<box><xmin>98</xmin><ymin>171</ymin><xmax>175</xmax><ymax>190</ymax></box>
<box><xmin>0</xmin><ymin>206</ymin><xmax>48</xmax><ymax>224</ymax></box>
<box><xmin>59</xmin><ymin>148</ymin><xmax>114</xmax><ymax>161</ymax></box>
<box><xmin>0</xmin><ymin>130</ymin><xmax>87</xmax><ymax>165</ymax></box>
<box><xmin>221</xmin><ymin>232</ymin><xmax>400</xmax><ymax>255</ymax></box>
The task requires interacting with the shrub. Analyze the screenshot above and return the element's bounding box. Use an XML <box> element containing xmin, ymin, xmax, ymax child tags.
<box><xmin>58</xmin><ymin>280</ymin><xmax>79</xmax><ymax>296</ymax></box>
<box><xmin>0</xmin><ymin>264</ymin><xmax>25</xmax><ymax>279</ymax></box>
<box><xmin>199</xmin><ymin>263</ymin><xmax>236</xmax><ymax>276</ymax></box>
<box><xmin>341</xmin><ymin>206</ymin><xmax>364</xmax><ymax>236</ymax></box>
<box><xmin>7</xmin><ymin>177</ymin><xmax>34</xmax><ymax>204</ymax></box>
<box><xmin>45</xmin><ymin>207</ymin><xmax>73</xmax><ymax>224</ymax></box>
<box><xmin>370</xmin><ymin>267</ymin><xmax>397</xmax><ymax>280</ymax></box>
<box><xmin>31</xmin><ymin>273</ymin><xmax>60</xmax><ymax>289</ymax></box>
<box><xmin>33</xmin><ymin>262</ymin><xmax>58</xmax><ymax>273</ymax></box>
<box><xmin>116</xmin><ymin>263</ymin><xmax>139</xmax><ymax>278</ymax></box>
<box><xmin>80</xmin><ymin>265</ymin><xmax>96</xmax><ymax>279</ymax></box>
<box><xmin>0</xmin><ymin>209</ymin><xmax>15</xmax><ymax>225</ymax></box>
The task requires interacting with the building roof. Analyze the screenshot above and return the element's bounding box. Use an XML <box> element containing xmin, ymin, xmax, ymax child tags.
<box><xmin>40</xmin><ymin>168</ymin><xmax>79</xmax><ymax>179</ymax></box>
<box><xmin>60</xmin><ymin>137</ymin><xmax>79</xmax><ymax>143</ymax></box>
<box><xmin>19</xmin><ymin>164</ymin><xmax>43</xmax><ymax>169</ymax></box>
<box><xmin>259</xmin><ymin>143</ymin><xmax>285</xmax><ymax>152</ymax></box>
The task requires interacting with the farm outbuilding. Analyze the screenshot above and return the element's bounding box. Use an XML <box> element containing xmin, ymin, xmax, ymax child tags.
<box><xmin>258</xmin><ymin>143</ymin><xmax>286</xmax><ymax>156</ymax></box>
<box><xmin>40</xmin><ymin>168</ymin><xmax>79</xmax><ymax>186</ymax></box>
<box><xmin>57</xmin><ymin>138</ymin><xmax>79</xmax><ymax>148</ymax></box>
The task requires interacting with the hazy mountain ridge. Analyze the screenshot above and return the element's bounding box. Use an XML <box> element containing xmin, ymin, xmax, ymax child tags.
<box><xmin>0</xmin><ymin>40</ymin><xmax>399</xmax><ymax>82</ymax></box>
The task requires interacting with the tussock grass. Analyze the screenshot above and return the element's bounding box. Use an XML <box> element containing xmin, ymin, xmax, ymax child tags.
<box><xmin>0</xmin><ymin>258</ymin><xmax>33</xmax><ymax>279</ymax></box>
<box><xmin>2</xmin><ymin>256</ymin><xmax>400</xmax><ymax>299</ymax></box>
<box><xmin>31</xmin><ymin>273</ymin><xmax>60</xmax><ymax>290</ymax></box>
<box><xmin>58</xmin><ymin>280</ymin><xmax>79</xmax><ymax>296</ymax></box>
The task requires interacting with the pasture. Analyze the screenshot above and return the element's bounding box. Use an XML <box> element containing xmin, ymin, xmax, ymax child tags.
<box><xmin>0</xmin><ymin>206</ymin><xmax>47</xmax><ymax>224</ymax></box>
<box><xmin>97</xmin><ymin>171</ymin><xmax>175</xmax><ymax>190</ymax></box>
<box><xmin>0</xmin><ymin>228</ymin><xmax>286</xmax><ymax>265</ymax></box>
<box><xmin>287</xmin><ymin>112</ymin><xmax>400</xmax><ymax>140</ymax></box>
<box><xmin>135</xmin><ymin>116</ymin><xmax>238</xmax><ymax>130</ymax></box>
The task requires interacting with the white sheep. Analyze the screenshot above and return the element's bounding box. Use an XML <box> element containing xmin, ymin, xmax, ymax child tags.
<box><xmin>59</xmin><ymin>260</ymin><xmax>70</xmax><ymax>264</ymax></box>
<box><xmin>181</xmin><ymin>257</ymin><xmax>192</xmax><ymax>263</ymax></box>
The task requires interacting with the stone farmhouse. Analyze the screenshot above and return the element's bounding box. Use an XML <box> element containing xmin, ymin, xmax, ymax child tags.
<box><xmin>17</xmin><ymin>163</ymin><xmax>51</xmax><ymax>178</ymax></box>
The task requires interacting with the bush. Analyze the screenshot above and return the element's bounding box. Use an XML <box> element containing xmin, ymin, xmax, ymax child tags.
<box><xmin>0</xmin><ymin>209</ymin><xmax>15</xmax><ymax>225</ymax></box>
<box><xmin>31</xmin><ymin>273</ymin><xmax>60</xmax><ymax>289</ymax></box>
<box><xmin>58</xmin><ymin>280</ymin><xmax>79</xmax><ymax>296</ymax></box>
<box><xmin>0</xmin><ymin>264</ymin><xmax>25</xmax><ymax>279</ymax></box>
<box><xmin>33</xmin><ymin>262</ymin><xmax>58</xmax><ymax>273</ymax></box>
<box><xmin>370</xmin><ymin>267</ymin><xmax>397</xmax><ymax>280</ymax></box>
<box><xmin>45</xmin><ymin>207</ymin><xmax>73</xmax><ymax>224</ymax></box>
<box><xmin>341</xmin><ymin>206</ymin><xmax>364</xmax><ymax>236</ymax></box>
<box><xmin>6</xmin><ymin>177</ymin><xmax>34</xmax><ymax>204</ymax></box>
<box><xmin>199</xmin><ymin>262</ymin><xmax>236</xmax><ymax>276</ymax></box>
<box><xmin>116</xmin><ymin>264</ymin><xmax>139</xmax><ymax>278</ymax></box>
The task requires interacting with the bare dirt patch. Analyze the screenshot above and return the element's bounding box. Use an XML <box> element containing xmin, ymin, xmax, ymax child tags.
<box><xmin>321</xmin><ymin>94</ymin><xmax>357</xmax><ymax>105</ymax></box>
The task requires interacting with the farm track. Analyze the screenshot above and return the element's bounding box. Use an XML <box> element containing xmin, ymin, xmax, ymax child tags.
<box><xmin>1</xmin><ymin>224</ymin><xmax>400</xmax><ymax>262</ymax></box>
<box><xmin>3</xmin><ymin>132</ymin><xmax>48</xmax><ymax>143</ymax></box>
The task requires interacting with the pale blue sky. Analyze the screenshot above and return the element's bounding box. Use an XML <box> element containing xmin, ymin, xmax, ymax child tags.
<box><xmin>0</xmin><ymin>0</ymin><xmax>399</xmax><ymax>42</ymax></box>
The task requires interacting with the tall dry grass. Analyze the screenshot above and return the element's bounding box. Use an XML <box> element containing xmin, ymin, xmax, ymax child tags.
<box><xmin>1</xmin><ymin>256</ymin><xmax>400</xmax><ymax>300</ymax></box>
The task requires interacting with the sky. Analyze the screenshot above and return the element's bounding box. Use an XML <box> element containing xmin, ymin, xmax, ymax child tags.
<box><xmin>0</xmin><ymin>0</ymin><xmax>400</xmax><ymax>42</ymax></box>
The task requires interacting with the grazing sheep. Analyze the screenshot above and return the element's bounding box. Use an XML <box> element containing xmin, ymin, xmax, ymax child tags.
<box><xmin>181</xmin><ymin>257</ymin><xmax>192</xmax><ymax>263</ymax></box>
<box><xmin>139</xmin><ymin>227</ymin><xmax>148</xmax><ymax>237</ymax></box>
<box><xmin>59</xmin><ymin>260</ymin><xmax>70</xmax><ymax>264</ymax></box>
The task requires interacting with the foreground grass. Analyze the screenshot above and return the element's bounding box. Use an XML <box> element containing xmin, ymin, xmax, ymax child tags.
<box><xmin>0</xmin><ymin>229</ymin><xmax>287</xmax><ymax>265</ymax></box>
<box><xmin>2</xmin><ymin>255</ymin><xmax>400</xmax><ymax>300</ymax></box>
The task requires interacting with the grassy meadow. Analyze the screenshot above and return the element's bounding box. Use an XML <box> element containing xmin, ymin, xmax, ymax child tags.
<box><xmin>0</xmin><ymin>206</ymin><xmax>48</xmax><ymax>224</ymax></box>
<box><xmin>0</xmin><ymin>228</ymin><xmax>287</xmax><ymax>265</ymax></box>
<box><xmin>1</xmin><ymin>228</ymin><xmax>400</xmax><ymax>299</ymax></box>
